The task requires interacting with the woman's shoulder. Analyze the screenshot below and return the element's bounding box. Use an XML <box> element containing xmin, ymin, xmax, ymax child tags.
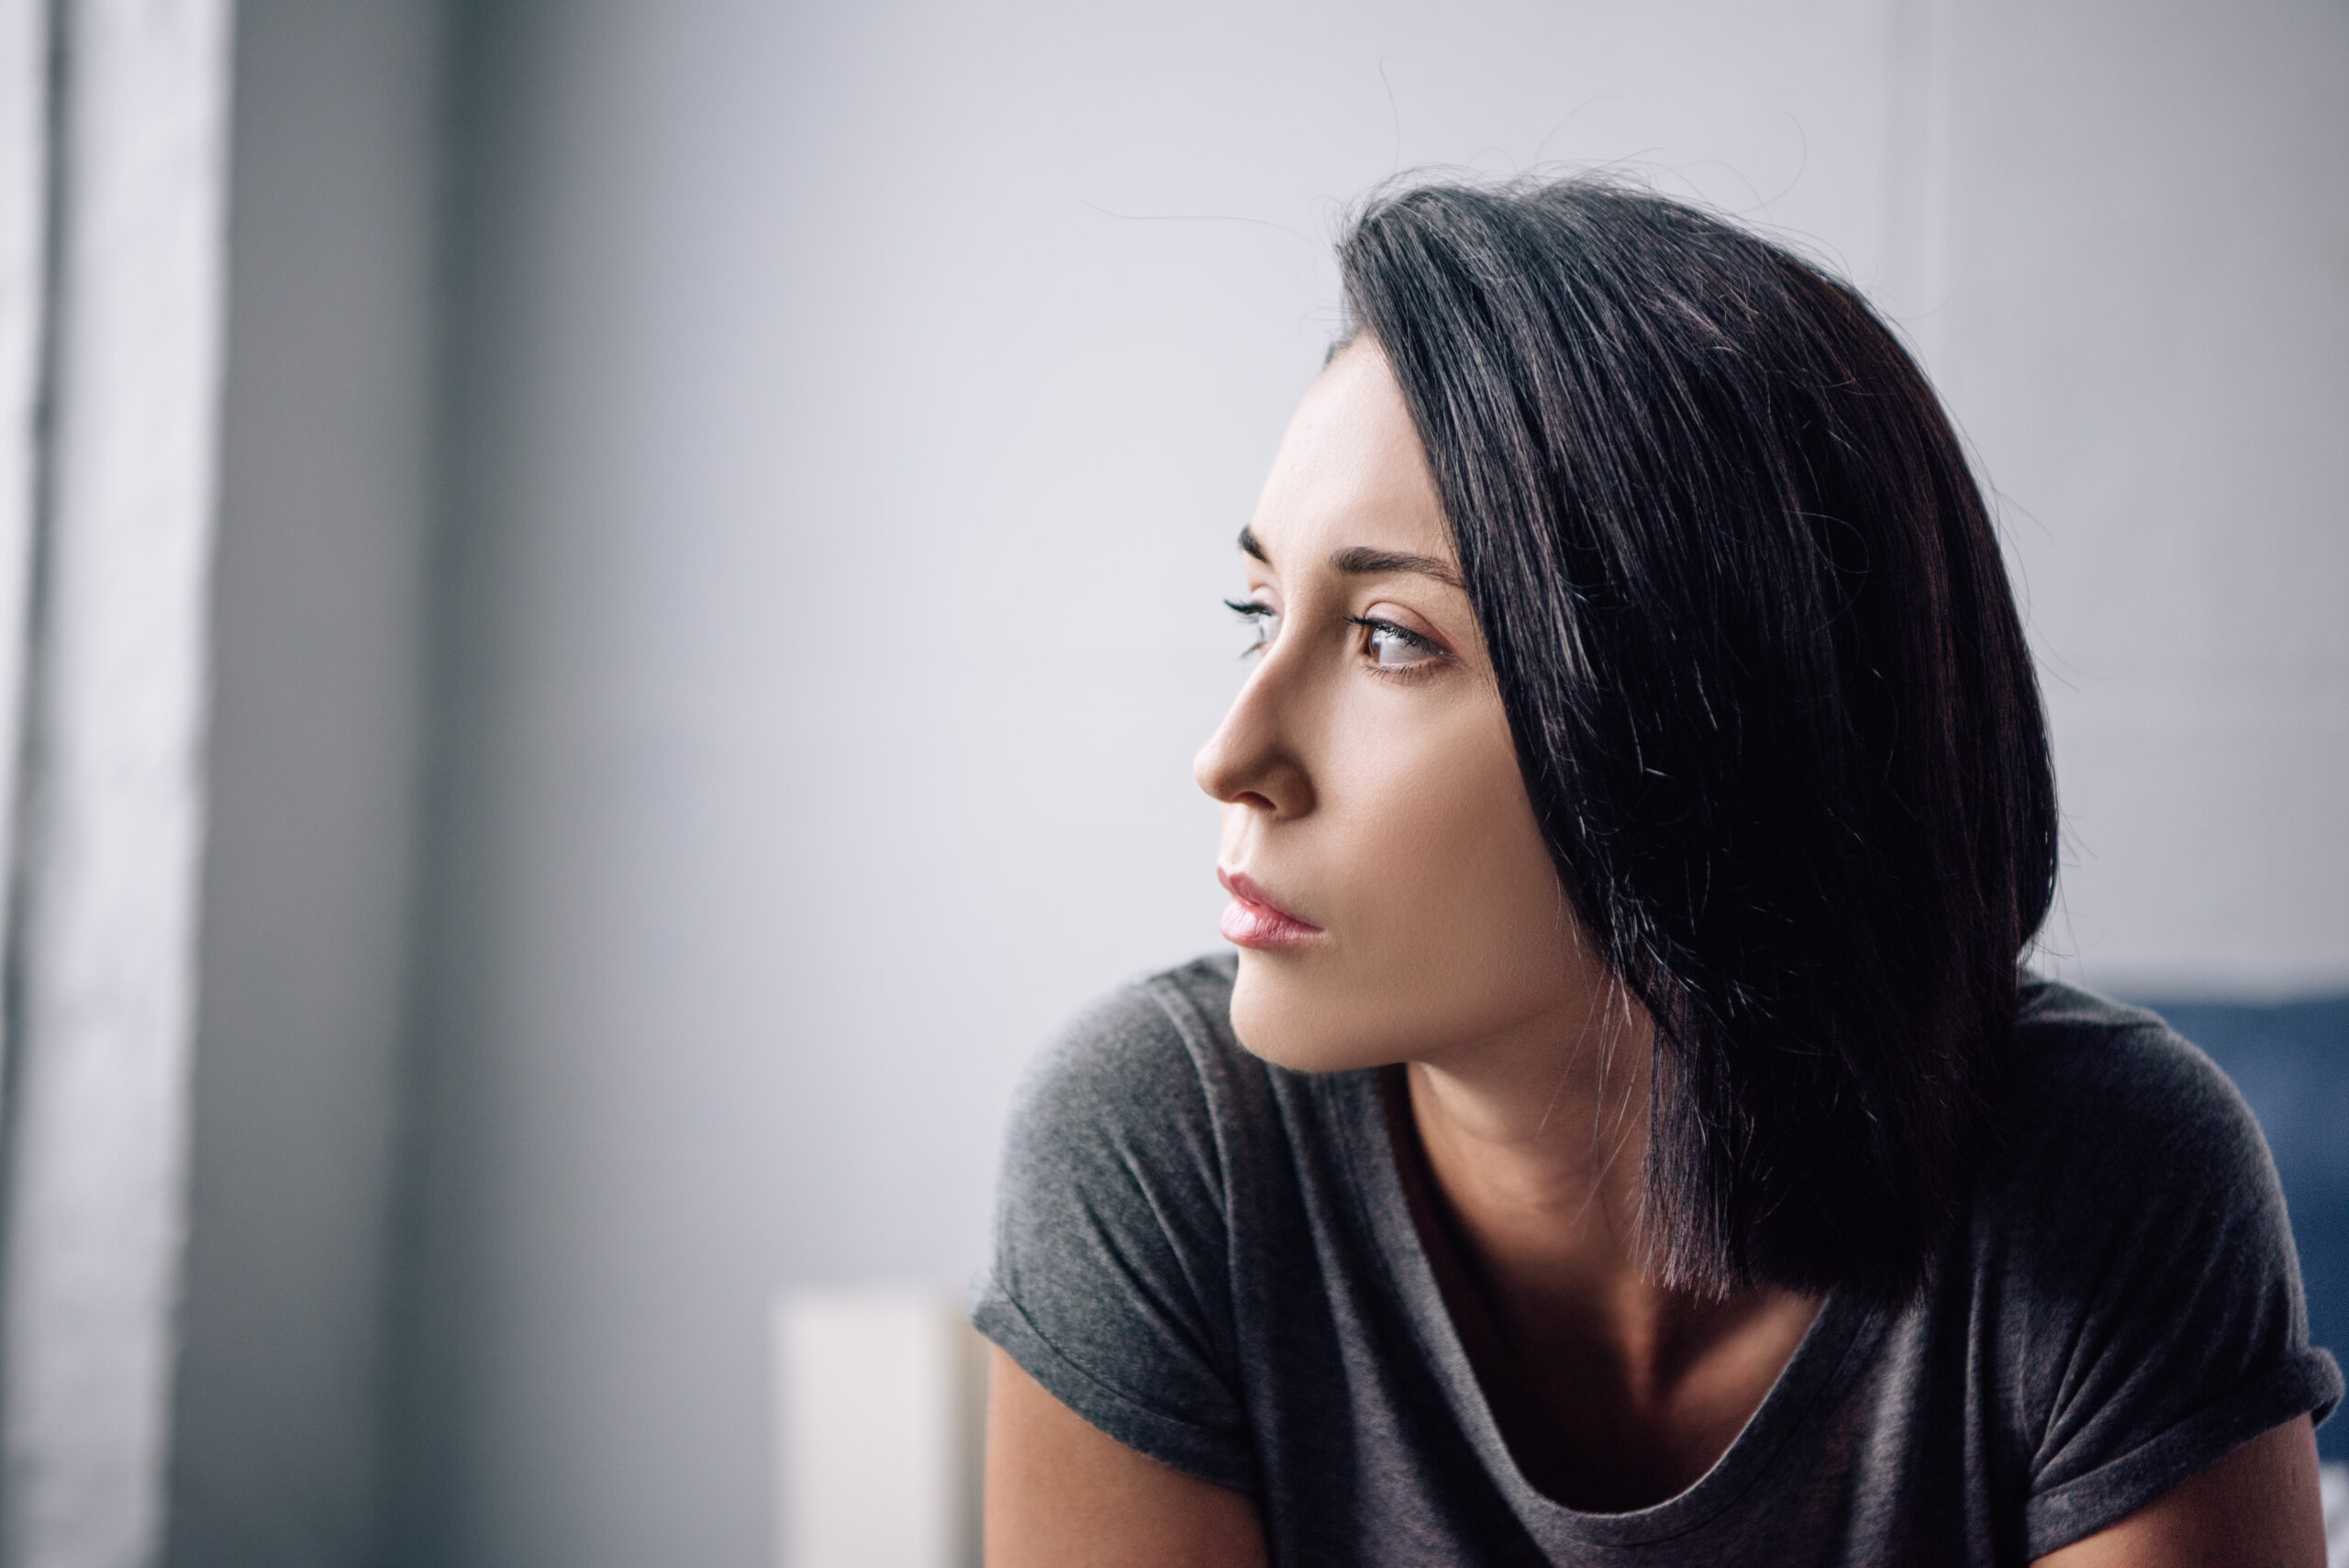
<box><xmin>1998</xmin><ymin>973</ymin><xmax>2266</xmax><ymax>1187</ymax></box>
<box><xmin>1986</xmin><ymin>973</ymin><xmax>2282</xmax><ymax>1262</ymax></box>
<box><xmin>997</xmin><ymin>953</ymin><xmax>1265</xmax><ymax>1199</ymax></box>
<box><xmin>1008</xmin><ymin>952</ymin><xmax>1247</xmax><ymax>1118</ymax></box>
<box><xmin>1972</xmin><ymin>974</ymin><xmax>2339</xmax><ymax>1554</ymax></box>
<box><xmin>979</xmin><ymin>953</ymin><xmax>1269</xmax><ymax>1488</ymax></box>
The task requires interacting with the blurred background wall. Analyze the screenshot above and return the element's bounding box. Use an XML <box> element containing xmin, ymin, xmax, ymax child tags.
<box><xmin>165</xmin><ymin>4</ymin><xmax>438</xmax><ymax>1563</ymax></box>
<box><xmin>165</xmin><ymin>0</ymin><xmax>2347</xmax><ymax>1563</ymax></box>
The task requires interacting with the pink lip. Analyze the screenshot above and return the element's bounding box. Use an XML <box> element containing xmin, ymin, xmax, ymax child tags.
<box><xmin>1217</xmin><ymin>869</ymin><xmax>1324</xmax><ymax>950</ymax></box>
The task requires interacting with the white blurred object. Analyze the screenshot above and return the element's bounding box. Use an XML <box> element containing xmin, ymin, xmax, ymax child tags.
<box><xmin>774</xmin><ymin>1287</ymin><xmax>986</xmax><ymax>1568</ymax></box>
<box><xmin>2323</xmin><ymin>1462</ymin><xmax>2348</xmax><ymax>1568</ymax></box>
<box><xmin>0</xmin><ymin>1</ymin><xmax>233</xmax><ymax>1565</ymax></box>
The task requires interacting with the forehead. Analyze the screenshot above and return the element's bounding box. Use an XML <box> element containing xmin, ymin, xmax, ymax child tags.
<box><xmin>1246</xmin><ymin>343</ymin><xmax>1453</xmax><ymax>571</ymax></box>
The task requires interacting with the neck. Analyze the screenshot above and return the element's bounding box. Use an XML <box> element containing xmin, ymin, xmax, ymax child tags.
<box><xmin>1392</xmin><ymin>973</ymin><xmax>1825</xmax><ymax>1509</ymax></box>
<box><xmin>1403</xmin><ymin>981</ymin><xmax>1653</xmax><ymax>1314</ymax></box>
<box><xmin>1400</xmin><ymin>984</ymin><xmax>1802</xmax><ymax>1405</ymax></box>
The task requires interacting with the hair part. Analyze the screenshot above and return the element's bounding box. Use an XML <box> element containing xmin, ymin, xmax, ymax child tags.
<box><xmin>1338</xmin><ymin>175</ymin><xmax>2058</xmax><ymax>1303</ymax></box>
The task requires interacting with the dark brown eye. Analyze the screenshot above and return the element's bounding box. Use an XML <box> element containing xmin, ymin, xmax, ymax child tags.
<box><xmin>1360</xmin><ymin>618</ymin><xmax>1437</xmax><ymax>667</ymax></box>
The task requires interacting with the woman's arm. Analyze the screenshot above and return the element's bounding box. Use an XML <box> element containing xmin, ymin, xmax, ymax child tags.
<box><xmin>2033</xmin><ymin>1416</ymin><xmax>2326</xmax><ymax>1568</ymax></box>
<box><xmin>984</xmin><ymin>1347</ymin><xmax>1270</xmax><ymax>1568</ymax></box>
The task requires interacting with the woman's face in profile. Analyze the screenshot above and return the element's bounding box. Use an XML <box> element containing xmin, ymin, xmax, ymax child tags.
<box><xmin>1195</xmin><ymin>343</ymin><xmax>1609</xmax><ymax>1073</ymax></box>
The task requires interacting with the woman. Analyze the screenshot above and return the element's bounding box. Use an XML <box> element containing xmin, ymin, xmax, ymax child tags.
<box><xmin>972</xmin><ymin>177</ymin><xmax>2340</xmax><ymax>1565</ymax></box>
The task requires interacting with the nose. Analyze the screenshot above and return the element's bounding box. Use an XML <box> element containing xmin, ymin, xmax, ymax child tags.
<box><xmin>1194</xmin><ymin>660</ymin><xmax>1314</xmax><ymax>818</ymax></box>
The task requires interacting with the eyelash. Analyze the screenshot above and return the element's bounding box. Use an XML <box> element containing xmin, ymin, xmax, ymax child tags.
<box><xmin>1347</xmin><ymin>616</ymin><xmax>1446</xmax><ymax>682</ymax></box>
<box><xmin>1225</xmin><ymin>599</ymin><xmax>1276</xmax><ymax>656</ymax></box>
<box><xmin>1224</xmin><ymin>599</ymin><xmax>1447</xmax><ymax>681</ymax></box>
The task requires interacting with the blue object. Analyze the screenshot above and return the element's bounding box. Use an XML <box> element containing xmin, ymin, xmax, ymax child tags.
<box><xmin>2133</xmin><ymin>995</ymin><xmax>2349</xmax><ymax>1462</ymax></box>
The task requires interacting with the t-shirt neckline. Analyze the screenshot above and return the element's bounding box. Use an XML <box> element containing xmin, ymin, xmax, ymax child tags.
<box><xmin>1319</xmin><ymin>1066</ymin><xmax>1887</xmax><ymax>1551</ymax></box>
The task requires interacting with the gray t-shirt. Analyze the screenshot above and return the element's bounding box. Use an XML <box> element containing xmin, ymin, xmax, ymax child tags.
<box><xmin>973</xmin><ymin>954</ymin><xmax>2342</xmax><ymax>1564</ymax></box>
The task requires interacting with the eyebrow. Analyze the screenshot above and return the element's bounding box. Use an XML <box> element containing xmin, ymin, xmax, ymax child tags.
<box><xmin>1329</xmin><ymin>545</ymin><xmax>1464</xmax><ymax>589</ymax></box>
<box><xmin>1236</xmin><ymin>527</ymin><xmax>1465</xmax><ymax>590</ymax></box>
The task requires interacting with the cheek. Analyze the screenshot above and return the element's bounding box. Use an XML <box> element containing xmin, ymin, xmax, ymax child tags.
<box><xmin>1229</xmin><ymin>695</ymin><xmax>1575</xmax><ymax>1071</ymax></box>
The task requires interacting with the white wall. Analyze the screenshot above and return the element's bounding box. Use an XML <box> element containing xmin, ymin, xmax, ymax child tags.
<box><xmin>1931</xmin><ymin>0</ymin><xmax>2349</xmax><ymax>994</ymax></box>
<box><xmin>395</xmin><ymin>0</ymin><xmax>2349</xmax><ymax>1562</ymax></box>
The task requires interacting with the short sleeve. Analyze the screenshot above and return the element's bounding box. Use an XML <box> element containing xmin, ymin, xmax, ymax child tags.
<box><xmin>1993</xmin><ymin>1002</ymin><xmax>2343</xmax><ymax>1558</ymax></box>
<box><xmin>970</xmin><ymin>978</ymin><xmax>1260</xmax><ymax>1492</ymax></box>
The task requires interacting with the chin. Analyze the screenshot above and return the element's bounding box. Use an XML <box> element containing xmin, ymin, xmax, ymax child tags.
<box><xmin>1226</xmin><ymin>950</ymin><xmax>1408</xmax><ymax>1074</ymax></box>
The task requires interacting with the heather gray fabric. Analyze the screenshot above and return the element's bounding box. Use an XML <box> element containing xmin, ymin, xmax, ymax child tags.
<box><xmin>973</xmin><ymin>954</ymin><xmax>2342</xmax><ymax>1564</ymax></box>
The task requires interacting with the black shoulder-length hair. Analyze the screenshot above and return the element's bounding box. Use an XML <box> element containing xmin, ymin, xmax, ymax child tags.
<box><xmin>1338</xmin><ymin>176</ymin><xmax>2057</xmax><ymax>1304</ymax></box>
